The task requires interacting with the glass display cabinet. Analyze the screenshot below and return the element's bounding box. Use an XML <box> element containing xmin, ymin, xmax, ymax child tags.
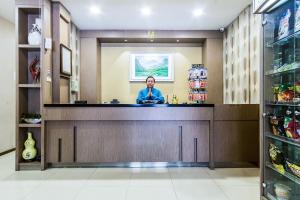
<box><xmin>262</xmin><ymin>0</ymin><xmax>300</xmax><ymax>199</ymax></box>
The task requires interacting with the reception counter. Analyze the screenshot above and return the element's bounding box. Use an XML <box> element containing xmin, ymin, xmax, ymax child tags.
<box><xmin>43</xmin><ymin>104</ymin><xmax>259</xmax><ymax>169</ymax></box>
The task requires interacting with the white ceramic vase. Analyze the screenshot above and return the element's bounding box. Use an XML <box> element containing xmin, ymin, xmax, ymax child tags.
<box><xmin>28</xmin><ymin>19</ymin><xmax>42</xmax><ymax>45</ymax></box>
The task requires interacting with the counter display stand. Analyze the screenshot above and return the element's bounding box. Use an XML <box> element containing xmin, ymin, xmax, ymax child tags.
<box><xmin>188</xmin><ymin>64</ymin><xmax>208</xmax><ymax>104</ymax></box>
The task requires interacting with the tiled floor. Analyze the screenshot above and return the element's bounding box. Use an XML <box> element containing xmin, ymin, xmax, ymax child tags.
<box><xmin>0</xmin><ymin>152</ymin><xmax>260</xmax><ymax>200</ymax></box>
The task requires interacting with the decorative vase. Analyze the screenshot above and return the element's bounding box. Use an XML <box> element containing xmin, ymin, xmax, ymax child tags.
<box><xmin>22</xmin><ymin>132</ymin><xmax>37</xmax><ymax>161</ymax></box>
<box><xmin>28</xmin><ymin>19</ymin><xmax>42</xmax><ymax>45</ymax></box>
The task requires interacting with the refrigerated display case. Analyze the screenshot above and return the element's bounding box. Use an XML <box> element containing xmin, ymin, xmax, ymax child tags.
<box><xmin>262</xmin><ymin>0</ymin><xmax>300</xmax><ymax>199</ymax></box>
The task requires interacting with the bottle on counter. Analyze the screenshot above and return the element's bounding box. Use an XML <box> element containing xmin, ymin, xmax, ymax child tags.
<box><xmin>172</xmin><ymin>95</ymin><xmax>179</xmax><ymax>104</ymax></box>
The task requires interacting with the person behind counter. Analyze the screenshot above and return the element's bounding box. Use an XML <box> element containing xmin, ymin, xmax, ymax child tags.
<box><xmin>136</xmin><ymin>76</ymin><xmax>165</xmax><ymax>104</ymax></box>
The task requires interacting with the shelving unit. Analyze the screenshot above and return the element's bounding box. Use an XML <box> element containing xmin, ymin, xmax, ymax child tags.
<box><xmin>266</xmin><ymin>161</ymin><xmax>300</xmax><ymax>185</ymax></box>
<box><xmin>266</xmin><ymin>193</ymin><xmax>277</xmax><ymax>200</ymax></box>
<box><xmin>266</xmin><ymin>133</ymin><xmax>300</xmax><ymax>148</ymax></box>
<box><xmin>261</xmin><ymin>0</ymin><xmax>300</xmax><ymax>199</ymax></box>
<box><xmin>15</xmin><ymin>0</ymin><xmax>52</xmax><ymax>171</ymax></box>
<box><xmin>16</xmin><ymin>3</ymin><xmax>42</xmax><ymax>171</ymax></box>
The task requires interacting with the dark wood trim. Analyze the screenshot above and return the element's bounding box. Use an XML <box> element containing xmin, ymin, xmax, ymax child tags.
<box><xmin>73</xmin><ymin>126</ymin><xmax>77</xmax><ymax>162</ymax></box>
<box><xmin>194</xmin><ymin>138</ymin><xmax>198</xmax><ymax>163</ymax></box>
<box><xmin>0</xmin><ymin>148</ymin><xmax>16</xmax><ymax>157</ymax></box>
<box><xmin>58</xmin><ymin>138</ymin><xmax>62</xmax><ymax>162</ymax></box>
<box><xmin>179</xmin><ymin>126</ymin><xmax>183</xmax><ymax>161</ymax></box>
<box><xmin>209</xmin><ymin>119</ymin><xmax>215</xmax><ymax>169</ymax></box>
<box><xmin>214</xmin><ymin>162</ymin><xmax>259</xmax><ymax>168</ymax></box>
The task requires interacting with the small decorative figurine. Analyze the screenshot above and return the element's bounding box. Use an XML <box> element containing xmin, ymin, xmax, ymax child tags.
<box><xmin>29</xmin><ymin>56</ymin><xmax>40</xmax><ymax>83</ymax></box>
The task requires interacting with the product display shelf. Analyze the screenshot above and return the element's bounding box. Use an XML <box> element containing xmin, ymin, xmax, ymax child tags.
<box><xmin>265</xmin><ymin>65</ymin><xmax>300</xmax><ymax>76</ymax></box>
<box><xmin>262</xmin><ymin>1</ymin><xmax>300</xmax><ymax>199</ymax></box>
<box><xmin>266</xmin><ymin>132</ymin><xmax>300</xmax><ymax>147</ymax></box>
<box><xmin>266</xmin><ymin>161</ymin><xmax>300</xmax><ymax>185</ymax></box>
<box><xmin>267</xmin><ymin>29</ymin><xmax>300</xmax><ymax>48</ymax></box>
<box><xmin>188</xmin><ymin>64</ymin><xmax>208</xmax><ymax>104</ymax></box>
<box><xmin>265</xmin><ymin>102</ymin><xmax>300</xmax><ymax>106</ymax></box>
<box><xmin>266</xmin><ymin>193</ymin><xmax>277</xmax><ymax>200</ymax></box>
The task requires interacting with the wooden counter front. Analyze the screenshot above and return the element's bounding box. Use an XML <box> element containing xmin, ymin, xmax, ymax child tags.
<box><xmin>44</xmin><ymin>105</ymin><xmax>215</xmax><ymax>168</ymax></box>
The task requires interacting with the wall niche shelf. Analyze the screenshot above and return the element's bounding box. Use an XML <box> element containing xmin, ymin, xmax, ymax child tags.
<box><xmin>18</xmin><ymin>124</ymin><xmax>42</xmax><ymax>128</ymax></box>
<box><xmin>19</xmin><ymin>161</ymin><xmax>41</xmax><ymax>170</ymax></box>
<box><xmin>18</xmin><ymin>84</ymin><xmax>41</xmax><ymax>88</ymax></box>
<box><xmin>18</xmin><ymin>44</ymin><xmax>41</xmax><ymax>49</ymax></box>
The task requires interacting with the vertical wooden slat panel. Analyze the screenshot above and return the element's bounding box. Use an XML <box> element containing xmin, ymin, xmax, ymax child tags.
<box><xmin>250</xmin><ymin>6</ymin><xmax>262</xmax><ymax>104</ymax></box>
<box><xmin>223</xmin><ymin>6</ymin><xmax>261</xmax><ymax>104</ymax></box>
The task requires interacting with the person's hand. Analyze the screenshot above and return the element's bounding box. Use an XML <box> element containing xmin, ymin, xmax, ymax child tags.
<box><xmin>148</xmin><ymin>88</ymin><xmax>152</xmax><ymax>97</ymax></box>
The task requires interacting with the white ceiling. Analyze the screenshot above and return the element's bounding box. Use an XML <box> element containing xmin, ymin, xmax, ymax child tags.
<box><xmin>0</xmin><ymin>0</ymin><xmax>252</xmax><ymax>30</ymax></box>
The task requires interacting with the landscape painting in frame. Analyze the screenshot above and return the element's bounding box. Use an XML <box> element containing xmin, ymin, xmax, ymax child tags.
<box><xmin>130</xmin><ymin>54</ymin><xmax>174</xmax><ymax>81</ymax></box>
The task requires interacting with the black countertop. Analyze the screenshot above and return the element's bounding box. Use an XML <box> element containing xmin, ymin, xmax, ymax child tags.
<box><xmin>44</xmin><ymin>103</ymin><xmax>215</xmax><ymax>107</ymax></box>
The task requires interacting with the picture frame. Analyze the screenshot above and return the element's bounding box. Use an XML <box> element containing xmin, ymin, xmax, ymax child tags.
<box><xmin>130</xmin><ymin>53</ymin><xmax>174</xmax><ymax>82</ymax></box>
<box><xmin>60</xmin><ymin>44</ymin><xmax>72</xmax><ymax>76</ymax></box>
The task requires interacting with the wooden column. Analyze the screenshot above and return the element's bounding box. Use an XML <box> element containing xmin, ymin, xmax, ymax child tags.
<box><xmin>203</xmin><ymin>38</ymin><xmax>224</xmax><ymax>104</ymax></box>
<box><xmin>80</xmin><ymin>38</ymin><xmax>101</xmax><ymax>103</ymax></box>
<box><xmin>52</xmin><ymin>2</ymin><xmax>71</xmax><ymax>103</ymax></box>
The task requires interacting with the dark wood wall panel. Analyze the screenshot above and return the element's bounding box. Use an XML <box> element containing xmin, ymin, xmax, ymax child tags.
<box><xmin>214</xmin><ymin>121</ymin><xmax>259</xmax><ymax>163</ymax></box>
<box><xmin>46</xmin><ymin>121</ymin><xmax>74</xmax><ymax>163</ymax></box>
<box><xmin>46</xmin><ymin>120</ymin><xmax>210</xmax><ymax>164</ymax></box>
<box><xmin>182</xmin><ymin>121</ymin><xmax>209</xmax><ymax>162</ymax></box>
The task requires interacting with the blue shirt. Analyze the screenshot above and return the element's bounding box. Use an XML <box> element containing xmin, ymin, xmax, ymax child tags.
<box><xmin>136</xmin><ymin>87</ymin><xmax>164</xmax><ymax>104</ymax></box>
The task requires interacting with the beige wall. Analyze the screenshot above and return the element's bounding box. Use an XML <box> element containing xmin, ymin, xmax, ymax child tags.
<box><xmin>101</xmin><ymin>44</ymin><xmax>202</xmax><ymax>104</ymax></box>
<box><xmin>0</xmin><ymin>17</ymin><xmax>15</xmax><ymax>153</ymax></box>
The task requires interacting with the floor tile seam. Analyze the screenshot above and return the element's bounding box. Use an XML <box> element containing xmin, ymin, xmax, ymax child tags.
<box><xmin>210</xmin><ymin>173</ymin><xmax>232</xmax><ymax>200</ymax></box>
<box><xmin>168</xmin><ymin>168</ymin><xmax>180</xmax><ymax>200</ymax></box>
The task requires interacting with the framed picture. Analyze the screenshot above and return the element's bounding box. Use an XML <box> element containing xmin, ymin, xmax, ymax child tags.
<box><xmin>130</xmin><ymin>53</ymin><xmax>174</xmax><ymax>82</ymax></box>
<box><xmin>60</xmin><ymin>44</ymin><xmax>72</xmax><ymax>76</ymax></box>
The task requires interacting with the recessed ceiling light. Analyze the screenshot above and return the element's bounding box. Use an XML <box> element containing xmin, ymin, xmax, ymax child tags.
<box><xmin>124</xmin><ymin>39</ymin><xmax>128</xmax><ymax>42</ymax></box>
<box><xmin>193</xmin><ymin>9</ymin><xmax>204</xmax><ymax>17</ymax></box>
<box><xmin>90</xmin><ymin>5</ymin><xmax>101</xmax><ymax>15</ymax></box>
<box><xmin>150</xmin><ymin>39</ymin><xmax>154</xmax><ymax>42</ymax></box>
<box><xmin>141</xmin><ymin>7</ymin><xmax>152</xmax><ymax>16</ymax></box>
<box><xmin>177</xmin><ymin>40</ymin><xmax>180</xmax><ymax>42</ymax></box>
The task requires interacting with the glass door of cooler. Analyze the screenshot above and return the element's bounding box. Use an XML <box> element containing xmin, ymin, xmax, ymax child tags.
<box><xmin>262</xmin><ymin>0</ymin><xmax>300</xmax><ymax>199</ymax></box>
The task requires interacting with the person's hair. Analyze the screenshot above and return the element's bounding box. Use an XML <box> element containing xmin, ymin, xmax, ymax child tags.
<box><xmin>146</xmin><ymin>76</ymin><xmax>155</xmax><ymax>83</ymax></box>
